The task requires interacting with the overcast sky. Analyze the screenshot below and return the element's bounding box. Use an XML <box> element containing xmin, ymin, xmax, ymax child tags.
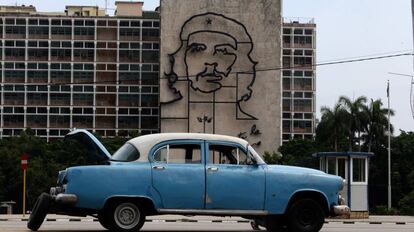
<box><xmin>3</xmin><ymin>0</ymin><xmax>414</xmax><ymax>134</ymax></box>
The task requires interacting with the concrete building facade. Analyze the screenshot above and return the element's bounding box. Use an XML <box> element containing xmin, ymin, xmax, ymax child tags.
<box><xmin>159</xmin><ymin>0</ymin><xmax>282</xmax><ymax>154</ymax></box>
<box><xmin>0</xmin><ymin>1</ymin><xmax>316</xmax><ymax>153</ymax></box>
<box><xmin>282</xmin><ymin>18</ymin><xmax>317</xmax><ymax>143</ymax></box>
<box><xmin>0</xmin><ymin>2</ymin><xmax>159</xmax><ymax>140</ymax></box>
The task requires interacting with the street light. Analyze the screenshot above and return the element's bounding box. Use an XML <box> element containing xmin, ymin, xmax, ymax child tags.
<box><xmin>197</xmin><ymin>115</ymin><xmax>212</xmax><ymax>133</ymax></box>
<box><xmin>387</xmin><ymin>72</ymin><xmax>414</xmax><ymax>209</ymax></box>
<box><xmin>388</xmin><ymin>72</ymin><xmax>414</xmax><ymax>120</ymax></box>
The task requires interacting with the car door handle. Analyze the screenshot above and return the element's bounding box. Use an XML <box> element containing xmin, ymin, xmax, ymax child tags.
<box><xmin>153</xmin><ymin>166</ymin><xmax>165</xmax><ymax>170</ymax></box>
<box><xmin>207</xmin><ymin>167</ymin><xmax>218</xmax><ymax>172</ymax></box>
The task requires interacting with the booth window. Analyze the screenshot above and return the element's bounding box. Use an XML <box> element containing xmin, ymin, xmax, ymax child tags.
<box><xmin>352</xmin><ymin>158</ymin><xmax>366</xmax><ymax>182</ymax></box>
<box><xmin>327</xmin><ymin>158</ymin><xmax>336</xmax><ymax>175</ymax></box>
<box><xmin>338</xmin><ymin>159</ymin><xmax>346</xmax><ymax>179</ymax></box>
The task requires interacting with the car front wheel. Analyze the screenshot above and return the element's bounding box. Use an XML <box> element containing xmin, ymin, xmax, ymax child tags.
<box><xmin>107</xmin><ymin>202</ymin><xmax>145</xmax><ymax>232</ymax></box>
<box><xmin>286</xmin><ymin>199</ymin><xmax>324</xmax><ymax>232</ymax></box>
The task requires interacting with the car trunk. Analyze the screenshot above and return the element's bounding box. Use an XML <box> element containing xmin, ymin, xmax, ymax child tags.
<box><xmin>64</xmin><ymin>129</ymin><xmax>111</xmax><ymax>164</ymax></box>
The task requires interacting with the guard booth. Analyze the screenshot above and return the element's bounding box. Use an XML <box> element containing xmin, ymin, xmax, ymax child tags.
<box><xmin>0</xmin><ymin>201</ymin><xmax>15</xmax><ymax>214</ymax></box>
<box><xmin>313</xmin><ymin>152</ymin><xmax>374</xmax><ymax>218</ymax></box>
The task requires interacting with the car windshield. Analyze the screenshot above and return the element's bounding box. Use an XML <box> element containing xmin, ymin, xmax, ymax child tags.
<box><xmin>248</xmin><ymin>145</ymin><xmax>266</xmax><ymax>164</ymax></box>
<box><xmin>111</xmin><ymin>143</ymin><xmax>140</xmax><ymax>162</ymax></box>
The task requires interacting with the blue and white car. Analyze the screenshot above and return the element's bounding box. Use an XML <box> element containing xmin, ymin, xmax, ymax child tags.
<box><xmin>28</xmin><ymin>129</ymin><xmax>349</xmax><ymax>232</ymax></box>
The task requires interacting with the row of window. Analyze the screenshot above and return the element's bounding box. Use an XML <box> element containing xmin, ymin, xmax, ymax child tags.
<box><xmin>0</xmin><ymin>48</ymin><xmax>158</xmax><ymax>61</ymax></box>
<box><xmin>2</xmin><ymin>40</ymin><xmax>159</xmax><ymax>49</ymax></box>
<box><xmin>282</xmin><ymin>91</ymin><xmax>313</xmax><ymax>99</ymax></box>
<box><xmin>282</xmin><ymin>99</ymin><xmax>313</xmax><ymax>112</ymax></box>
<box><xmin>3</xmin><ymin>18</ymin><xmax>159</xmax><ymax>28</ymax></box>
<box><xmin>2</xmin><ymin>115</ymin><xmax>158</xmax><ymax>128</ymax></box>
<box><xmin>2</xmin><ymin>93</ymin><xmax>158</xmax><ymax>105</ymax></box>
<box><xmin>282</xmin><ymin>113</ymin><xmax>313</xmax><ymax>119</ymax></box>
<box><xmin>283</xmin><ymin>56</ymin><xmax>313</xmax><ymax>67</ymax></box>
<box><xmin>2</xmin><ymin>73</ymin><xmax>158</xmax><ymax>85</ymax></box>
<box><xmin>283</xmin><ymin>28</ymin><xmax>314</xmax><ymax>35</ymax></box>
<box><xmin>0</xmin><ymin>63</ymin><xmax>159</xmax><ymax>72</ymax></box>
<box><xmin>322</xmin><ymin>157</ymin><xmax>367</xmax><ymax>183</ymax></box>
<box><xmin>282</xmin><ymin>120</ymin><xmax>313</xmax><ymax>133</ymax></box>
<box><xmin>282</xmin><ymin>70</ymin><xmax>314</xmax><ymax>77</ymax></box>
<box><xmin>283</xmin><ymin>49</ymin><xmax>313</xmax><ymax>56</ymax></box>
<box><xmin>283</xmin><ymin>78</ymin><xmax>313</xmax><ymax>90</ymax></box>
<box><xmin>1</xmin><ymin>27</ymin><xmax>159</xmax><ymax>38</ymax></box>
<box><xmin>0</xmin><ymin>128</ymin><xmax>158</xmax><ymax>138</ymax></box>
<box><xmin>0</xmin><ymin>106</ymin><xmax>158</xmax><ymax>115</ymax></box>
<box><xmin>283</xmin><ymin>36</ymin><xmax>313</xmax><ymax>46</ymax></box>
<box><xmin>150</xmin><ymin>143</ymin><xmax>255</xmax><ymax>166</ymax></box>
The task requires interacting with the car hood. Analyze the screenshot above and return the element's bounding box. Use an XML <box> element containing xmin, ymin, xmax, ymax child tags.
<box><xmin>64</xmin><ymin>129</ymin><xmax>111</xmax><ymax>163</ymax></box>
<box><xmin>266</xmin><ymin>164</ymin><xmax>327</xmax><ymax>176</ymax></box>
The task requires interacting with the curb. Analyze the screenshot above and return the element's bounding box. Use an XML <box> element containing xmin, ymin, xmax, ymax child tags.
<box><xmin>324</xmin><ymin>221</ymin><xmax>408</xmax><ymax>225</ymax></box>
<box><xmin>0</xmin><ymin>218</ymin><xmax>411</xmax><ymax>225</ymax></box>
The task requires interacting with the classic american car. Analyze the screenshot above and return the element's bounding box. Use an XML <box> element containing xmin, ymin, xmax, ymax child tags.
<box><xmin>28</xmin><ymin>129</ymin><xmax>349</xmax><ymax>232</ymax></box>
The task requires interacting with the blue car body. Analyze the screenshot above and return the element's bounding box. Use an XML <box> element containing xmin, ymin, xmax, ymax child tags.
<box><xmin>56</xmin><ymin>130</ymin><xmax>344</xmax><ymax>217</ymax></box>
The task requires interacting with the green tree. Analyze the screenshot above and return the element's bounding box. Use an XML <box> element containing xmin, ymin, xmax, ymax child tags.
<box><xmin>277</xmin><ymin>139</ymin><xmax>322</xmax><ymax>169</ymax></box>
<box><xmin>317</xmin><ymin>103</ymin><xmax>348</xmax><ymax>151</ymax></box>
<box><xmin>362</xmin><ymin>99</ymin><xmax>394</xmax><ymax>152</ymax></box>
<box><xmin>339</xmin><ymin>96</ymin><xmax>368</xmax><ymax>151</ymax></box>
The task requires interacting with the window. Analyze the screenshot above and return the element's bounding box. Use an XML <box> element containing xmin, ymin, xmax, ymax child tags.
<box><xmin>111</xmin><ymin>143</ymin><xmax>140</xmax><ymax>162</ymax></box>
<box><xmin>208</xmin><ymin>144</ymin><xmax>253</xmax><ymax>165</ymax></box>
<box><xmin>51</xmin><ymin>27</ymin><xmax>72</xmax><ymax>35</ymax></box>
<box><xmin>352</xmin><ymin>158</ymin><xmax>366</xmax><ymax>182</ymax></box>
<box><xmin>142</xmin><ymin>50</ymin><xmax>159</xmax><ymax>63</ymax></box>
<box><xmin>338</xmin><ymin>159</ymin><xmax>346</xmax><ymax>179</ymax></box>
<box><xmin>29</xmin><ymin>27</ymin><xmax>48</xmax><ymax>35</ymax></box>
<box><xmin>153</xmin><ymin>144</ymin><xmax>201</xmax><ymax>164</ymax></box>
<box><xmin>327</xmin><ymin>158</ymin><xmax>336</xmax><ymax>175</ymax></box>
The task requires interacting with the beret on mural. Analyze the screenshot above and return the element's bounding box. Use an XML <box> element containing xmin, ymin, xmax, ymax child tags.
<box><xmin>180</xmin><ymin>12</ymin><xmax>252</xmax><ymax>43</ymax></box>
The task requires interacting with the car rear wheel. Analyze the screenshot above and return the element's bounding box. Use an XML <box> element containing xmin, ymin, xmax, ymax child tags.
<box><xmin>107</xmin><ymin>202</ymin><xmax>145</xmax><ymax>232</ymax></box>
<box><xmin>286</xmin><ymin>199</ymin><xmax>324</xmax><ymax>232</ymax></box>
<box><xmin>27</xmin><ymin>193</ymin><xmax>51</xmax><ymax>231</ymax></box>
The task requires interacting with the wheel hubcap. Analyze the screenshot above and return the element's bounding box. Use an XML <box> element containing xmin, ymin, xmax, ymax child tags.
<box><xmin>298</xmin><ymin>208</ymin><xmax>314</xmax><ymax>227</ymax></box>
<box><xmin>114</xmin><ymin>203</ymin><xmax>140</xmax><ymax>229</ymax></box>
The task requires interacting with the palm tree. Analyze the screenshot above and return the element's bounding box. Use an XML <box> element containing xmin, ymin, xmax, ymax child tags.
<box><xmin>362</xmin><ymin>99</ymin><xmax>394</xmax><ymax>152</ymax></box>
<box><xmin>318</xmin><ymin>103</ymin><xmax>348</xmax><ymax>151</ymax></box>
<box><xmin>339</xmin><ymin>96</ymin><xmax>368</xmax><ymax>151</ymax></box>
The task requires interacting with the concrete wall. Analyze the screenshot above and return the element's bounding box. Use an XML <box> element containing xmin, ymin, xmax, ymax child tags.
<box><xmin>160</xmin><ymin>0</ymin><xmax>282</xmax><ymax>155</ymax></box>
<box><xmin>115</xmin><ymin>2</ymin><xmax>143</xmax><ymax>17</ymax></box>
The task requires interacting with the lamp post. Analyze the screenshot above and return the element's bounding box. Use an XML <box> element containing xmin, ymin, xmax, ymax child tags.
<box><xmin>197</xmin><ymin>115</ymin><xmax>212</xmax><ymax>133</ymax></box>
<box><xmin>387</xmin><ymin>80</ymin><xmax>391</xmax><ymax>210</ymax></box>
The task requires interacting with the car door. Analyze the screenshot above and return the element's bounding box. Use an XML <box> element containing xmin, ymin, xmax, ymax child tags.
<box><xmin>150</xmin><ymin>140</ymin><xmax>205</xmax><ymax>209</ymax></box>
<box><xmin>205</xmin><ymin>142</ymin><xmax>266</xmax><ymax>210</ymax></box>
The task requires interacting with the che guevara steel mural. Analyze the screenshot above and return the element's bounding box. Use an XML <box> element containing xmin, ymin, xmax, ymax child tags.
<box><xmin>161</xmin><ymin>12</ymin><xmax>261</xmax><ymax>145</ymax></box>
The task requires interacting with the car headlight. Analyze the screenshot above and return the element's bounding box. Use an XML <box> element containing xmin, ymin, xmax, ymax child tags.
<box><xmin>340</xmin><ymin>178</ymin><xmax>346</xmax><ymax>191</ymax></box>
<box><xmin>57</xmin><ymin>169</ymin><xmax>68</xmax><ymax>185</ymax></box>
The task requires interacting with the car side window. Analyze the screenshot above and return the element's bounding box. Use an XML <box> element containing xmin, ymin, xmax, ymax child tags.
<box><xmin>209</xmin><ymin>144</ymin><xmax>252</xmax><ymax>165</ymax></box>
<box><xmin>153</xmin><ymin>144</ymin><xmax>201</xmax><ymax>164</ymax></box>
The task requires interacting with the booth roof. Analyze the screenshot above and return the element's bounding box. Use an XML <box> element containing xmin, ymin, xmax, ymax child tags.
<box><xmin>312</xmin><ymin>152</ymin><xmax>375</xmax><ymax>158</ymax></box>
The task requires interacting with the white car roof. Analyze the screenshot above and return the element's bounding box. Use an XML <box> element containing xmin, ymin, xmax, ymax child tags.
<box><xmin>127</xmin><ymin>133</ymin><xmax>249</xmax><ymax>161</ymax></box>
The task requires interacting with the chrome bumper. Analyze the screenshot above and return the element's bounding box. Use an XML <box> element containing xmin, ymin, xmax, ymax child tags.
<box><xmin>54</xmin><ymin>194</ymin><xmax>78</xmax><ymax>205</ymax></box>
<box><xmin>50</xmin><ymin>187</ymin><xmax>77</xmax><ymax>205</ymax></box>
<box><xmin>333</xmin><ymin>205</ymin><xmax>350</xmax><ymax>215</ymax></box>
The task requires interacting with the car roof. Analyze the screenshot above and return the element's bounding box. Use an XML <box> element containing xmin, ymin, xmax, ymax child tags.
<box><xmin>127</xmin><ymin>133</ymin><xmax>249</xmax><ymax>161</ymax></box>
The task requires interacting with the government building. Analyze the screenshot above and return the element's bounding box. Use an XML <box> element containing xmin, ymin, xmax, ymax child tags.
<box><xmin>0</xmin><ymin>0</ymin><xmax>315</xmax><ymax>153</ymax></box>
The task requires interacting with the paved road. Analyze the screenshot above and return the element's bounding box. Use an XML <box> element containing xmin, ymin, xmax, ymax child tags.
<box><xmin>1</xmin><ymin>220</ymin><xmax>414</xmax><ymax>232</ymax></box>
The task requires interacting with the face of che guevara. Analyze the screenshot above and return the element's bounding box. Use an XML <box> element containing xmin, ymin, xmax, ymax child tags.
<box><xmin>184</xmin><ymin>31</ymin><xmax>238</xmax><ymax>93</ymax></box>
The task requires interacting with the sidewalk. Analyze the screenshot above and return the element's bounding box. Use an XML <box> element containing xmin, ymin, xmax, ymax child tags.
<box><xmin>1</xmin><ymin>214</ymin><xmax>414</xmax><ymax>224</ymax></box>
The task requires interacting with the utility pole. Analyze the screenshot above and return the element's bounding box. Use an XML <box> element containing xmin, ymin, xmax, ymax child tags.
<box><xmin>387</xmin><ymin>80</ymin><xmax>391</xmax><ymax>209</ymax></box>
<box><xmin>411</xmin><ymin>0</ymin><xmax>414</xmax><ymax>120</ymax></box>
